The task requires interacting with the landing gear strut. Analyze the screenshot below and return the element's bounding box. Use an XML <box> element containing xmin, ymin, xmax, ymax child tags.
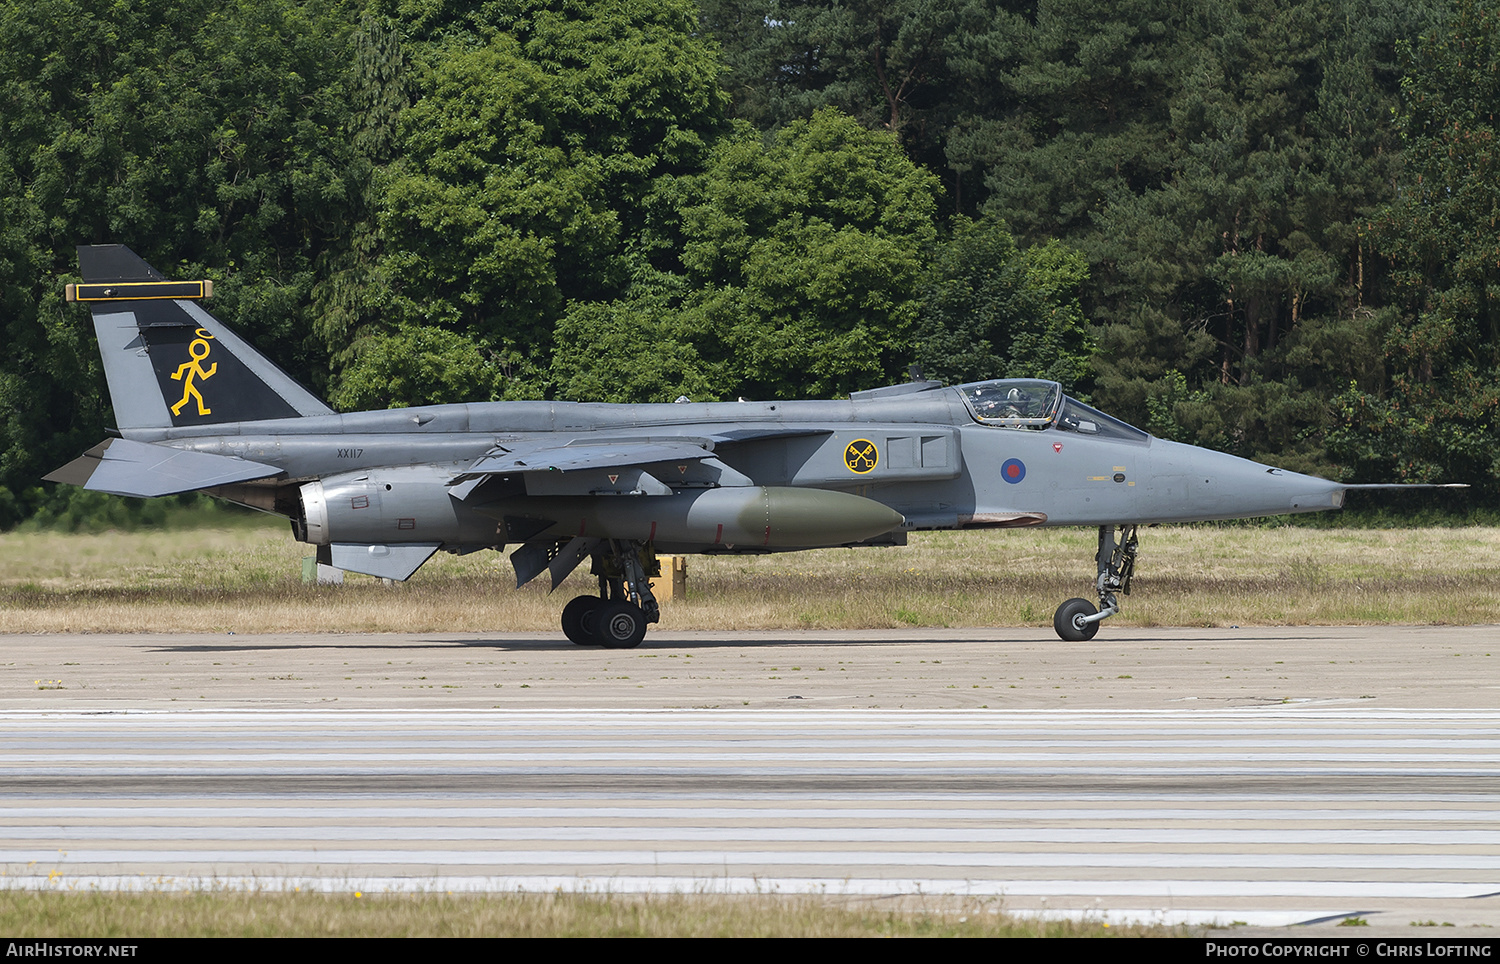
<box><xmin>560</xmin><ymin>540</ymin><xmax>660</xmax><ymax>648</ymax></box>
<box><xmin>1053</xmin><ymin>525</ymin><xmax>1138</xmax><ymax>642</ymax></box>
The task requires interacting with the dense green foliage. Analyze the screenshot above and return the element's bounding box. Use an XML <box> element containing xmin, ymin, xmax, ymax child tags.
<box><xmin>1</xmin><ymin>0</ymin><xmax>364</xmax><ymax>526</ymax></box>
<box><xmin>4</xmin><ymin>0</ymin><xmax>1498</xmax><ymax>526</ymax></box>
<box><xmin>357</xmin><ymin>0</ymin><xmax>732</xmax><ymax>399</ymax></box>
<box><xmin>915</xmin><ymin>215</ymin><xmax>1092</xmax><ymax>390</ymax></box>
<box><xmin>1337</xmin><ymin>0</ymin><xmax>1500</xmax><ymax>487</ymax></box>
<box><xmin>554</xmin><ymin>110</ymin><xmax>941</xmax><ymax>401</ymax></box>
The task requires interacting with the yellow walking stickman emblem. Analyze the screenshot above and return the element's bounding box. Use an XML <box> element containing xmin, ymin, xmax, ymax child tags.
<box><xmin>171</xmin><ymin>328</ymin><xmax>217</xmax><ymax>416</ymax></box>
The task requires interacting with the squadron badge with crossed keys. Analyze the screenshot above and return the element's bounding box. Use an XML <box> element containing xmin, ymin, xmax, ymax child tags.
<box><xmin>843</xmin><ymin>438</ymin><xmax>879</xmax><ymax>474</ymax></box>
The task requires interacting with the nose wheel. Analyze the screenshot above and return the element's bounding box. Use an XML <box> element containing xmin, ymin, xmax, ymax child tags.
<box><xmin>1053</xmin><ymin>525</ymin><xmax>1137</xmax><ymax>641</ymax></box>
<box><xmin>1053</xmin><ymin>597</ymin><xmax>1100</xmax><ymax>641</ymax></box>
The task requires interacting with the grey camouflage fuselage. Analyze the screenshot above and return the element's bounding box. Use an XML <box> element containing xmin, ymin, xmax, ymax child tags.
<box><xmin>52</xmin><ymin>245</ymin><xmax>1453</xmax><ymax>645</ymax></box>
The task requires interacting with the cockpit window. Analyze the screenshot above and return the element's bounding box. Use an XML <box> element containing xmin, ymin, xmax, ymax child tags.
<box><xmin>956</xmin><ymin>378</ymin><xmax>1149</xmax><ymax>442</ymax></box>
<box><xmin>958</xmin><ymin>379</ymin><xmax>1061</xmax><ymax>427</ymax></box>
<box><xmin>1055</xmin><ymin>396</ymin><xmax>1149</xmax><ymax>441</ymax></box>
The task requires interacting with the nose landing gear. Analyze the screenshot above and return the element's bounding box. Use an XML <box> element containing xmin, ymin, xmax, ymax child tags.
<box><xmin>1053</xmin><ymin>524</ymin><xmax>1138</xmax><ymax>642</ymax></box>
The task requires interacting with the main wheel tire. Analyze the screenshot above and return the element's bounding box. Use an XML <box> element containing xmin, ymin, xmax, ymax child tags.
<box><xmin>561</xmin><ymin>594</ymin><xmax>604</xmax><ymax>645</ymax></box>
<box><xmin>1053</xmin><ymin>597</ymin><xmax>1100</xmax><ymax>642</ymax></box>
<box><xmin>596</xmin><ymin>600</ymin><xmax>648</xmax><ymax>649</ymax></box>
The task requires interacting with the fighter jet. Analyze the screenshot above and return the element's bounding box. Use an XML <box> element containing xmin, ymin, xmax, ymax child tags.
<box><xmin>48</xmin><ymin>245</ymin><xmax>1458</xmax><ymax>646</ymax></box>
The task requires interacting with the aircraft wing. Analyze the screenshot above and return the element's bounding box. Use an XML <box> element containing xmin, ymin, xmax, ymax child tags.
<box><xmin>45</xmin><ymin>438</ymin><xmax>281</xmax><ymax>498</ymax></box>
<box><xmin>449</xmin><ymin>428</ymin><xmax>836</xmax><ymax>501</ymax></box>
<box><xmin>453</xmin><ymin>437</ymin><xmax>718</xmax><ymax>479</ymax></box>
<box><xmin>451</xmin><ymin>428</ymin><xmax>833</xmax><ymax>481</ymax></box>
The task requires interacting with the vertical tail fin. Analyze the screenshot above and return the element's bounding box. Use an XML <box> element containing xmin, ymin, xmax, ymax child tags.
<box><xmin>73</xmin><ymin>245</ymin><xmax>333</xmax><ymax>432</ymax></box>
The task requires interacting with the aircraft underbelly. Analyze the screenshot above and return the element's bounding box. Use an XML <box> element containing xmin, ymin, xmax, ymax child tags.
<box><xmin>472</xmin><ymin>487</ymin><xmax>904</xmax><ymax>549</ymax></box>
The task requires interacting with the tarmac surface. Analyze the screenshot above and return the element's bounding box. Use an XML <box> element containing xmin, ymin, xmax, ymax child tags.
<box><xmin>2</xmin><ymin>625</ymin><xmax>1498</xmax><ymax>935</ymax></box>
<box><xmin>2</xmin><ymin>624</ymin><xmax>1497</xmax><ymax>711</ymax></box>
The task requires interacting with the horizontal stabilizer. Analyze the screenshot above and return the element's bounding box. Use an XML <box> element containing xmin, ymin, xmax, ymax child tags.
<box><xmin>44</xmin><ymin>438</ymin><xmax>280</xmax><ymax>498</ymax></box>
<box><xmin>328</xmin><ymin>543</ymin><xmax>440</xmax><ymax>581</ymax></box>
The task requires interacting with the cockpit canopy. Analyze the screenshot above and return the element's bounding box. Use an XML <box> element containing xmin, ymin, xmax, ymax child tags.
<box><xmin>956</xmin><ymin>379</ymin><xmax>1149</xmax><ymax>442</ymax></box>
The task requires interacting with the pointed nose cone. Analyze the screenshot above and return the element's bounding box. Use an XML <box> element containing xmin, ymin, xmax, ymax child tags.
<box><xmin>1149</xmin><ymin>440</ymin><xmax>1346</xmax><ymax>521</ymax></box>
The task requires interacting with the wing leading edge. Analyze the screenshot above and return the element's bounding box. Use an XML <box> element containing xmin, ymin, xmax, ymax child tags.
<box><xmin>453</xmin><ymin>437</ymin><xmax>717</xmax><ymax>479</ymax></box>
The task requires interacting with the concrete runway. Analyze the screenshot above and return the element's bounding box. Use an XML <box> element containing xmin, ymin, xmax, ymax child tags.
<box><xmin>2</xmin><ymin>626</ymin><xmax>1499</xmax><ymax>932</ymax></box>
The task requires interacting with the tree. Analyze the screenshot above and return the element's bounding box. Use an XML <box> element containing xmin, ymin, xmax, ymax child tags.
<box><xmin>553</xmin><ymin>109</ymin><xmax>941</xmax><ymax>402</ymax></box>
<box><xmin>702</xmin><ymin>0</ymin><xmax>1013</xmax><ymax>212</ymax></box>
<box><xmin>914</xmin><ymin>216</ymin><xmax>1093</xmax><ymax>390</ymax></box>
<box><xmin>330</xmin><ymin>324</ymin><xmax>502</xmax><ymax>410</ymax></box>
<box><xmin>311</xmin><ymin>13</ymin><xmax>413</xmax><ymax>372</ymax></box>
<box><xmin>0</xmin><ymin>0</ymin><xmax>361</xmax><ymax>526</ymax></box>
<box><xmin>956</xmin><ymin>0</ymin><xmax>1187</xmax><ymax>240</ymax></box>
<box><xmin>1337</xmin><ymin>0</ymin><xmax>1500</xmax><ymax>493</ymax></box>
<box><xmin>360</xmin><ymin>0</ymin><xmax>729</xmax><ymax>400</ymax></box>
<box><xmin>549</xmin><ymin>295</ymin><xmax>726</xmax><ymax>403</ymax></box>
<box><xmin>955</xmin><ymin>0</ymin><xmax>1438</xmax><ymax>475</ymax></box>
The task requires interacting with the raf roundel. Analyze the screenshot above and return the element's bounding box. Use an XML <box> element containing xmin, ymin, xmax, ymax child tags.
<box><xmin>1001</xmin><ymin>457</ymin><xmax>1026</xmax><ymax>484</ymax></box>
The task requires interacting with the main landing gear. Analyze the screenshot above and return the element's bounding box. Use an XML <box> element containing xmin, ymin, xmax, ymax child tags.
<box><xmin>561</xmin><ymin>540</ymin><xmax>660</xmax><ymax>649</ymax></box>
<box><xmin>1053</xmin><ymin>524</ymin><xmax>1138</xmax><ymax>642</ymax></box>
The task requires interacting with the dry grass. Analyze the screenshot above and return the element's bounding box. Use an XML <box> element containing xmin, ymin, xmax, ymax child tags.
<box><xmin>0</xmin><ymin>889</ymin><xmax>1176</xmax><ymax>937</ymax></box>
<box><xmin>1</xmin><ymin>519</ymin><xmax>1497</xmax><ymax>632</ymax></box>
